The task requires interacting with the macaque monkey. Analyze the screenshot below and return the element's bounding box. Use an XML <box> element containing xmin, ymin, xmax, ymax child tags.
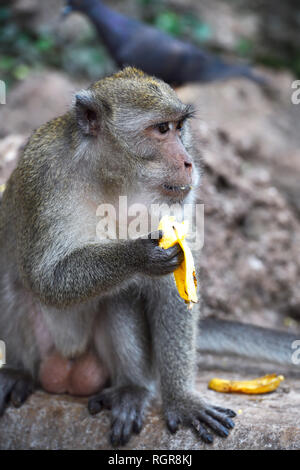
<box><xmin>0</xmin><ymin>67</ymin><xmax>297</xmax><ymax>447</ymax></box>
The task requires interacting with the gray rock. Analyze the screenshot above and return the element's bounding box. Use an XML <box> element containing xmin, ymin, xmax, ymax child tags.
<box><xmin>0</xmin><ymin>370</ymin><xmax>299</xmax><ymax>450</ymax></box>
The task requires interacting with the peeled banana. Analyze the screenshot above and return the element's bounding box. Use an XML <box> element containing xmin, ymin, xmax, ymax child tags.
<box><xmin>158</xmin><ymin>215</ymin><xmax>198</xmax><ymax>309</ymax></box>
<box><xmin>208</xmin><ymin>373</ymin><xmax>284</xmax><ymax>394</ymax></box>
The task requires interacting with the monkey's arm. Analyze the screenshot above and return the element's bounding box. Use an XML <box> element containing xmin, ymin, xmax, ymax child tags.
<box><xmin>198</xmin><ymin>318</ymin><xmax>300</xmax><ymax>368</ymax></box>
<box><xmin>23</xmin><ymin>233</ymin><xmax>183</xmax><ymax>308</ymax></box>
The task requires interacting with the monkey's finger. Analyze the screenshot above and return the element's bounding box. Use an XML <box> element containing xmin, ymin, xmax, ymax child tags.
<box><xmin>163</xmin><ymin>243</ymin><xmax>183</xmax><ymax>259</ymax></box>
<box><xmin>160</xmin><ymin>246</ymin><xmax>184</xmax><ymax>270</ymax></box>
<box><xmin>192</xmin><ymin>418</ymin><xmax>214</xmax><ymax>444</ymax></box>
<box><xmin>158</xmin><ymin>257</ymin><xmax>184</xmax><ymax>275</ymax></box>
<box><xmin>132</xmin><ymin>413</ymin><xmax>143</xmax><ymax>434</ymax></box>
<box><xmin>11</xmin><ymin>376</ymin><xmax>34</xmax><ymax>408</ymax></box>
<box><xmin>197</xmin><ymin>411</ymin><xmax>230</xmax><ymax>438</ymax></box>
<box><xmin>166</xmin><ymin>252</ymin><xmax>185</xmax><ymax>268</ymax></box>
<box><xmin>166</xmin><ymin>411</ymin><xmax>182</xmax><ymax>434</ymax></box>
<box><xmin>212</xmin><ymin>405</ymin><xmax>237</xmax><ymax>418</ymax></box>
<box><xmin>110</xmin><ymin>418</ymin><xmax>126</xmax><ymax>447</ymax></box>
<box><xmin>131</xmin><ymin>406</ymin><xmax>145</xmax><ymax>434</ymax></box>
<box><xmin>149</xmin><ymin>245</ymin><xmax>184</xmax><ymax>275</ymax></box>
<box><xmin>205</xmin><ymin>407</ymin><xmax>235</xmax><ymax>429</ymax></box>
<box><xmin>120</xmin><ymin>417</ymin><xmax>134</xmax><ymax>446</ymax></box>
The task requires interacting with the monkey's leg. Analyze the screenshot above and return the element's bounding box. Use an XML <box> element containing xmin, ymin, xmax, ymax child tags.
<box><xmin>89</xmin><ymin>293</ymin><xmax>154</xmax><ymax>446</ymax></box>
<box><xmin>148</xmin><ymin>277</ymin><xmax>236</xmax><ymax>444</ymax></box>
<box><xmin>0</xmin><ymin>368</ymin><xmax>34</xmax><ymax>416</ymax></box>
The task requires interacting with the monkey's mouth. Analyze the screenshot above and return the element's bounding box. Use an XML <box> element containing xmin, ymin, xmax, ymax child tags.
<box><xmin>162</xmin><ymin>183</ymin><xmax>192</xmax><ymax>197</ymax></box>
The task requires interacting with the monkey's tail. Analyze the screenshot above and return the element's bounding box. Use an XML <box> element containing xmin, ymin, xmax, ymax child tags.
<box><xmin>198</xmin><ymin>317</ymin><xmax>300</xmax><ymax>367</ymax></box>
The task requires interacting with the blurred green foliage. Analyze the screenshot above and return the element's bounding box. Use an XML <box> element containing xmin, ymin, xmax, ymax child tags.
<box><xmin>235</xmin><ymin>38</ymin><xmax>254</xmax><ymax>57</ymax></box>
<box><xmin>154</xmin><ymin>11</ymin><xmax>213</xmax><ymax>42</ymax></box>
<box><xmin>0</xmin><ymin>6</ymin><xmax>53</xmax><ymax>88</ymax></box>
<box><xmin>0</xmin><ymin>4</ymin><xmax>113</xmax><ymax>90</ymax></box>
<box><xmin>137</xmin><ymin>0</ymin><xmax>213</xmax><ymax>44</ymax></box>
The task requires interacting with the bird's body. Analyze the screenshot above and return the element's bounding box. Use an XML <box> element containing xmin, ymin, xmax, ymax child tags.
<box><xmin>65</xmin><ymin>0</ymin><xmax>265</xmax><ymax>86</ymax></box>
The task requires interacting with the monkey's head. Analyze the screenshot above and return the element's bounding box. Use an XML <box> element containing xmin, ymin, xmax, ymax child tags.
<box><xmin>73</xmin><ymin>67</ymin><xmax>199</xmax><ymax>203</ymax></box>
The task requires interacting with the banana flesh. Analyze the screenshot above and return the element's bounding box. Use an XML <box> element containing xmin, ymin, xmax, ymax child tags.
<box><xmin>158</xmin><ymin>215</ymin><xmax>198</xmax><ymax>309</ymax></box>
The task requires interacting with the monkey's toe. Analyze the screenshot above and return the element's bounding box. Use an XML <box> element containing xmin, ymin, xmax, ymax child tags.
<box><xmin>212</xmin><ymin>405</ymin><xmax>237</xmax><ymax>418</ymax></box>
<box><xmin>88</xmin><ymin>388</ymin><xmax>112</xmax><ymax>415</ymax></box>
<box><xmin>88</xmin><ymin>385</ymin><xmax>150</xmax><ymax>447</ymax></box>
<box><xmin>165</xmin><ymin>398</ymin><xmax>236</xmax><ymax>444</ymax></box>
<box><xmin>0</xmin><ymin>368</ymin><xmax>34</xmax><ymax>415</ymax></box>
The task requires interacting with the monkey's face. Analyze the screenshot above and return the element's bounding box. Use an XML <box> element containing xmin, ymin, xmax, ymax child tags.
<box><xmin>140</xmin><ymin>117</ymin><xmax>196</xmax><ymax>202</ymax></box>
<box><xmin>105</xmin><ymin>91</ymin><xmax>197</xmax><ymax>203</ymax></box>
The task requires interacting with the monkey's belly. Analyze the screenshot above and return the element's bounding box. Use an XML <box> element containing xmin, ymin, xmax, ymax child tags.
<box><xmin>39</xmin><ymin>352</ymin><xmax>108</xmax><ymax>396</ymax></box>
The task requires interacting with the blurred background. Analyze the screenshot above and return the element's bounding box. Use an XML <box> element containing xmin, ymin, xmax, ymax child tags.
<box><xmin>1</xmin><ymin>0</ymin><xmax>300</xmax><ymax>88</ymax></box>
<box><xmin>0</xmin><ymin>0</ymin><xmax>300</xmax><ymax>333</ymax></box>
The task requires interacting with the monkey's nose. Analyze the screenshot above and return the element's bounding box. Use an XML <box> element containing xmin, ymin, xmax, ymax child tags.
<box><xmin>184</xmin><ymin>160</ymin><xmax>193</xmax><ymax>171</ymax></box>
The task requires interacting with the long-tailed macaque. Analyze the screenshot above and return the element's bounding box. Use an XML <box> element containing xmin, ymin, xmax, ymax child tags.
<box><xmin>0</xmin><ymin>67</ymin><xmax>298</xmax><ymax>446</ymax></box>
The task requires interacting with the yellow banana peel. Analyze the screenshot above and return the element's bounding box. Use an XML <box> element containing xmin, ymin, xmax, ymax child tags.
<box><xmin>158</xmin><ymin>215</ymin><xmax>198</xmax><ymax>309</ymax></box>
<box><xmin>208</xmin><ymin>373</ymin><xmax>284</xmax><ymax>394</ymax></box>
<box><xmin>0</xmin><ymin>184</ymin><xmax>6</xmax><ymax>193</ymax></box>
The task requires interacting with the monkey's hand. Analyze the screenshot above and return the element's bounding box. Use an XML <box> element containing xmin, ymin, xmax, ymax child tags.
<box><xmin>164</xmin><ymin>393</ymin><xmax>236</xmax><ymax>444</ymax></box>
<box><xmin>136</xmin><ymin>230</ymin><xmax>184</xmax><ymax>276</ymax></box>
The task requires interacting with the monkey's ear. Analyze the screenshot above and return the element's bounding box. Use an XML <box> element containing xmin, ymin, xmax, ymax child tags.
<box><xmin>75</xmin><ymin>91</ymin><xmax>100</xmax><ymax>137</ymax></box>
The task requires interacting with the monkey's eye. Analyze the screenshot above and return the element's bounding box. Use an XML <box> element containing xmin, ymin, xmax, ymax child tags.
<box><xmin>177</xmin><ymin>120</ymin><xmax>184</xmax><ymax>130</ymax></box>
<box><xmin>157</xmin><ymin>122</ymin><xmax>170</xmax><ymax>134</ymax></box>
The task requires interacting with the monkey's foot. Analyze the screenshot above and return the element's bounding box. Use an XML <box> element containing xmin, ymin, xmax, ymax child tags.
<box><xmin>164</xmin><ymin>395</ymin><xmax>236</xmax><ymax>444</ymax></box>
<box><xmin>0</xmin><ymin>368</ymin><xmax>34</xmax><ymax>416</ymax></box>
<box><xmin>88</xmin><ymin>385</ymin><xmax>150</xmax><ymax>446</ymax></box>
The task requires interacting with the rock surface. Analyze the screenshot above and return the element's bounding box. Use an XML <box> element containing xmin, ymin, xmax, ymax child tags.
<box><xmin>0</xmin><ymin>71</ymin><xmax>83</xmax><ymax>138</ymax></box>
<box><xmin>0</xmin><ymin>370</ymin><xmax>299</xmax><ymax>450</ymax></box>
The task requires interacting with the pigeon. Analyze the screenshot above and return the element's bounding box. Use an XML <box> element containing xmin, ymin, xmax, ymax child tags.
<box><xmin>63</xmin><ymin>0</ymin><xmax>266</xmax><ymax>86</ymax></box>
